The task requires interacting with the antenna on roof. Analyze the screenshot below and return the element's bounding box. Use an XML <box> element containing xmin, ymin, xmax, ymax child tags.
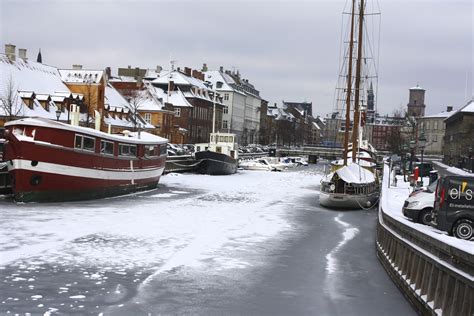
<box><xmin>167</xmin><ymin>53</ymin><xmax>178</xmax><ymax>104</ymax></box>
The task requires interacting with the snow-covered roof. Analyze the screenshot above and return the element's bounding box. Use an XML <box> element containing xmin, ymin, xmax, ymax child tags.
<box><xmin>422</xmin><ymin>109</ymin><xmax>456</xmax><ymax>119</ymax></box>
<box><xmin>0</xmin><ymin>54</ymin><xmax>71</xmax><ymax>96</ymax></box>
<box><xmin>312</xmin><ymin>121</ymin><xmax>321</xmax><ymax>130</ymax></box>
<box><xmin>334</xmin><ymin>163</ymin><xmax>376</xmax><ymax>184</ymax></box>
<box><xmin>145</xmin><ymin>82</ymin><xmax>192</xmax><ymax>108</ymax></box>
<box><xmin>105</xmin><ymin>84</ymin><xmax>131</xmax><ymax>110</ymax></box>
<box><xmin>410</xmin><ymin>85</ymin><xmax>425</xmax><ymax>90</ymax></box>
<box><xmin>6</xmin><ymin>117</ymin><xmax>164</xmax><ymax>144</ymax></box>
<box><xmin>444</xmin><ymin>99</ymin><xmax>474</xmax><ymax>123</ymax></box>
<box><xmin>204</xmin><ymin>70</ymin><xmax>235</xmax><ymax>92</ymax></box>
<box><xmin>59</xmin><ymin>69</ymin><xmax>104</xmax><ymax>84</ymax></box>
<box><xmin>459</xmin><ymin>99</ymin><xmax>474</xmax><ymax>113</ymax></box>
<box><xmin>152</xmin><ymin>70</ymin><xmax>209</xmax><ymax>90</ymax></box>
<box><xmin>108</xmin><ymin>75</ymin><xmax>137</xmax><ymax>83</ymax></box>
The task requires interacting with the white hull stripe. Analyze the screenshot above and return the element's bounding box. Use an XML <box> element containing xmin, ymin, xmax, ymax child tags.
<box><xmin>9</xmin><ymin>159</ymin><xmax>164</xmax><ymax>181</ymax></box>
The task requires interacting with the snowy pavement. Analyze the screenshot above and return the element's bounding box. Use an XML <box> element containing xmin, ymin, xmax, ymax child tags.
<box><xmin>0</xmin><ymin>165</ymin><xmax>414</xmax><ymax>315</ymax></box>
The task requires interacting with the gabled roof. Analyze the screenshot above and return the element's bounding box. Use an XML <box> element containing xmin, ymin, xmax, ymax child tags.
<box><xmin>422</xmin><ymin>109</ymin><xmax>456</xmax><ymax>119</ymax></box>
<box><xmin>105</xmin><ymin>83</ymin><xmax>131</xmax><ymax>110</ymax></box>
<box><xmin>59</xmin><ymin>69</ymin><xmax>104</xmax><ymax>84</ymax></box>
<box><xmin>152</xmin><ymin>70</ymin><xmax>209</xmax><ymax>90</ymax></box>
<box><xmin>0</xmin><ymin>54</ymin><xmax>70</xmax><ymax>96</ymax></box>
<box><xmin>145</xmin><ymin>82</ymin><xmax>192</xmax><ymax>108</ymax></box>
<box><xmin>445</xmin><ymin>99</ymin><xmax>474</xmax><ymax>123</ymax></box>
<box><xmin>204</xmin><ymin>70</ymin><xmax>235</xmax><ymax>92</ymax></box>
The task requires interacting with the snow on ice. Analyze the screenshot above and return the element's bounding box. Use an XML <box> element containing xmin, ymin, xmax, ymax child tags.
<box><xmin>0</xmin><ymin>167</ymin><xmax>322</xmax><ymax>313</ymax></box>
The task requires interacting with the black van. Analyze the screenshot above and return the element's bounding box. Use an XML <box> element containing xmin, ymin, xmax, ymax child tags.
<box><xmin>431</xmin><ymin>174</ymin><xmax>474</xmax><ymax>240</ymax></box>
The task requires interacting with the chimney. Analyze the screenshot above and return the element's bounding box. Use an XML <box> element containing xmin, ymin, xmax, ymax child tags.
<box><xmin>18</xmin><ymin>48</ymin><xmax>27</xmax><ymax>60</ymax></box>
<box><xmin>219</xmin><ymin>66</ymin><xmax>224</xmax><ymax>72</ymax></box>
<box><xmin>5</xmin><ymin>44</ymin><xmax>16</xmax><ymax>61</ymax></box>
<box><xmin>169</xmin><ymin>80</ymin><xmax>175</xmax><ymax>92</ymax></box>
<box><xmin>72</xmin><ymin>64</ymin><xmax>83</xmax><ymax>70</ymax></box>
<box><xmin>128</xmin><ymin>65</ymin><xmax>131</xmax><ymax>69</ymax></box>
<box><xmin>447</xmin><ymin>106</ymin><xmax>453</xmax><ymax>112</ymax></box>
<box><xmin>184</xmin><ymin>67</ymin><xmax>192</xmax><ymax>76</ymax></box>
<box><xmin>202</xmin><ymin>63</ymin><xmax>208</xmax><ymax>72</ymax></box>
<box><xmin>192</xmin><ymin>69</ymin><xmax>199</xmax><ymax>79</ymax></box>
<box><xmin>156</xmin><ymin>65</ymin><xmax>162</xmax><ymax>73</ymax></box>
<box><xmin>105</xmin><ymin>67</ymin><xmax>111</xmax><ymax>79</ymax></box>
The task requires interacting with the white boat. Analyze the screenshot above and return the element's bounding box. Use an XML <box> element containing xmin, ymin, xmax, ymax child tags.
<box><xmin>318</xmin><ymin>0</ymin><xmax>380</xmax><ymax>209</ymax></box>
<box><xmin>320</xmin><ymin>162</ymin><xmax>379</xmax><ymax>208</ymax></box>
<box><xmin>239</xmin><ymin>157</ymin><xmax>286</xmax><ymax>172</ymax></box>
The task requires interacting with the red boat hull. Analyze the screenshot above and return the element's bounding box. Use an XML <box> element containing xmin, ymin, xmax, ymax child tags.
<box><xmin>4</xmin><ymin>119</ymin><xmax>167</xmax><ymax>202</ymax></box>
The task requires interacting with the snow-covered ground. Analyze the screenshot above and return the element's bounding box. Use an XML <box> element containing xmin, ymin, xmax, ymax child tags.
<box><xmin>381</xmin><ymin>165</ymin><xmax>473</xmax><ymax>253</ymax></box>
<box><xmin>0</xmin><ymin>167</ymin><xmax>322</xmax><ymax>314</ymax></box>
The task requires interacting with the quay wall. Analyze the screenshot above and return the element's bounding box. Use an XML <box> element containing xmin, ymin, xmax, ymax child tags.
<box><xmin>376</xmin><ymin>166</ymin><xmax>473</xmax><ymax>316</ymax></box>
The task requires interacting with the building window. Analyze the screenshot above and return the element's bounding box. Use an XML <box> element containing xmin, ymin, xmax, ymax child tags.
<box><xmin>433</xmin><ymin>135</ymin><xmax>438</xmax><ymax>142</ymax></box>
<box><xmin>223</xmin><ymin>120</ymin><xmax>228</xmax><ymax>129</ymax></box>
<box><xmin>174</xmin><ymin>108</ymin><xmax>181</xmax><ymax>117</ymax></box>
<box><xmin>224</xmin><ymin>93</ymin><xmax>229</xmax><ymax>101</ymax></box>
<box><xmin>433</xmin><ymin>121</ymin><xmax>438</xmax><ymax>130</ymax></box>
<box><xmin>223</xmin><ymin>106</ymin><xmax>228</xmax><ymax>114</ymax></box>
<box><xmin>144</xmin><ymin>113</ymin><xmax>152</xmax><ymax>123</ymax></box>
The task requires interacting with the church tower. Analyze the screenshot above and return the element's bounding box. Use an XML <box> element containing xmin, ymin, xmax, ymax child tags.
<box><xmin>407</xmin><ymin>84</ymin><xmax>426</xmax><ymax>117</ymax></box>
<box><xmin>37</xmin><ymin>48</ymin><xmax>42</xmax><ymax>63</ymax></box>
<box><xmin>367</xmin><ymin>82</ymin><xmax>375</xmax><ymax>123</ymax></box>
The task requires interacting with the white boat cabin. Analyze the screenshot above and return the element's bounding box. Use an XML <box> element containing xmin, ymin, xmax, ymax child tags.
<box><xmin>195</xmin><ymin>132</ymin><xmax>239</xmax><ymax>159</ymax></box>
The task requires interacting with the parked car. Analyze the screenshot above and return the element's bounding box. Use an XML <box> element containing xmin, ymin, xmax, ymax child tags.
<box><xmin>431</xmin><ymin>174</ymin><xmax>474</xmax><ymax>240</ymax></box>
<box><xmin>168</xmin><ymin>143</ymin><xmax>184</xmax><ymax>155</ymax></box>
<box><xmin>403</xmin><ymin>180</ymin><xmax>437</xmax><ymax>225</ymax></box>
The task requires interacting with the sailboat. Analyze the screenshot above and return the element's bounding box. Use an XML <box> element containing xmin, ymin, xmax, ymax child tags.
<box><xmin>319</xmin><ymin>0</ymin><xmax>381</xmax><ymax>209</ymax></box>
<box><xmin>194</xmin><ymin>90</ymin><xmax>238</xmax><ymax>175</ymax></box>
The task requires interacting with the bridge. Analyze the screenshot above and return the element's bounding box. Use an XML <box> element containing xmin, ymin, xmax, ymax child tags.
<box><xmin>276</xmin><ymin>146</ymin><xmax>345</xmax><ymax>160</ymax></box>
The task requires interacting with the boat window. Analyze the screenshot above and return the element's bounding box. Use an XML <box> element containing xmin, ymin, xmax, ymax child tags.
<box><xmin>196</xmin><ymin>146</ymin><xmax>201</xmax><ymax>152</ymax></box>
<box><xmin>159</xmin><ymin>144</ymin><xmax>167</xmax><ymax>156</ymax></box>
<box><xmin>145</xmin><ymin>145</ymin><xmax>158</xmax><ymax>157</ymax></box>
<box><xmin>216</xmin><ymin>146</ymin><xmax>222</xmax><ymax>153</ymax></box>
<box><xmin>74</xmin><ymin>135</ymin><xmax>82</xmax><ymax>149</ymax></box>
<box><xmin>83</xmin><ymin>137</ymin><xmax>95</xmax><ymax>151</ymax></box>
<box><xmin>74</xmin><ymin>134</ymin><xmax>95</xmax><ymax>152</ymax></box>
<box><xmin>100</xmin><ymin>140</ymin><xmax>114</xmax><ymax>155</ymax></box>
<box><xmin>119</xmin><ymin>144</ymin><xmax>137</xmax><ymax>157</ymax></box>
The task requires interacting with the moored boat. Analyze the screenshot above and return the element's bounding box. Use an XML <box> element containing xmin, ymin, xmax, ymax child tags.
<box><xmin>320</xmin><ymin>162</ymin><xmax>379</xmax><ymax>208</ymax></box>
<box><xmin>195</xmin><ymin>132</ymin><xmax>238</xmax><ymax>175</ymax></box>
<box><xmin>4</xmin><ymin>117</ymin><xmax>167</xmax><ymax>202</ymax></box>
<box><xmin>318</xmin><ymin>0</ymin><xmax>381</xmax><ymax>209</ymax></box>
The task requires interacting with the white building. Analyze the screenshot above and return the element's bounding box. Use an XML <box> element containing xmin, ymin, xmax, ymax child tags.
<box><xmin>205</xmin><ymin>67</ymin><xmax>261</xmax><ymax>145</ymax></box>
<box><xmin>418</xmin><ymin>106</ymin><xmax>455</xmax><ymax>155</ymax></box>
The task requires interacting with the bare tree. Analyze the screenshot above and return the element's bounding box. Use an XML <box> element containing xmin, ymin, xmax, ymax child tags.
<box><xmin>83</xmin><ymin>80</ymin><xmax>97</xmax><ymax>128</ymax></box>
<box><xmin>126</xmin><ymin>89</ymin><xmax>147</xmax><ymax>132</ymax></box>
<box><xmin>0</xmin><ymin>75</ymin><xmax>23</xmax><ymax>122</ymax></box>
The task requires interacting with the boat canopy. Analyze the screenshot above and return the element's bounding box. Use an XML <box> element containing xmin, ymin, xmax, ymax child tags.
<box><xmin>335</xmin><ymin>162</ymin><xmax>375</xmax><ymax>184</ymax></box>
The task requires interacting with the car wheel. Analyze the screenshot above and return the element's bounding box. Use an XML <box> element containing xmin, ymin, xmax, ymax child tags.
<box><xmin>418</xmin><ymin>208</ymin><xmax>432</xmax><ymax>225</ymax></box>
<box><xmin>452</xmin><ymin>219</ymin><xmax>474</xmax><ymax>240</ymax></box>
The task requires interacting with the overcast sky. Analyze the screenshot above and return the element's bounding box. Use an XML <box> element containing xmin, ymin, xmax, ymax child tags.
<box><xmin>1</xmin><ymin>0</ymin><xmax>472</xmax><ymax>116</ymax></box>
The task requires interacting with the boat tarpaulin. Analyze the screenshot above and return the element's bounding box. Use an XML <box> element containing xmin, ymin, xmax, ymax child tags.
<box><xmin>335</xmin><ymin>163</ymin><xmax>375</xmax><ymax>184</ymax></box>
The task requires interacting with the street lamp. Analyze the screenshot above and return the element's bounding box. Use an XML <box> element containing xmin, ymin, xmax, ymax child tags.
<box><xmin>418</xmin><ymin>132</ymin><xmax>427</xmax><ymax>177</ymax></box>
<box><xmin>401</xmin><ymin>144</ymin><xmax>408</xmax><ymax>181</ymax></box>
<box><xmin>409</xmin><ymin>140</ymin><xmax>416</xmax><ymax>172</ymax></box>
<box><xmin>55</xmin><ymin>108</ymin><xmax>62</xmax><ymax>121</ymax></box>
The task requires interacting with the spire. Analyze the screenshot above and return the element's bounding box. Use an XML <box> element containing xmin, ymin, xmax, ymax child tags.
<box><xmin>37</xmin><ymin>48</ymin><xmax>42</xmax><ymax>63</ymax></box>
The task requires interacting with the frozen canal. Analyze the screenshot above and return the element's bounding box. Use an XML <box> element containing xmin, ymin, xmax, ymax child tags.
<box><xmin>0</xmin><ymin>164</ymin><xmax>415</xmax><ymax>315</ymax></box>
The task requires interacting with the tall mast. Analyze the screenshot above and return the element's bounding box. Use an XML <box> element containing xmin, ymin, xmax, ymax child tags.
<box><xmin>343</xmin><ymin>0</ymin><xmax>356</xmax><ymax>166</ymax></box>
<box><xmin>351</xmin><ymin>0</ymin><xmax>364</xmax><ymax>162</ymax></box>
